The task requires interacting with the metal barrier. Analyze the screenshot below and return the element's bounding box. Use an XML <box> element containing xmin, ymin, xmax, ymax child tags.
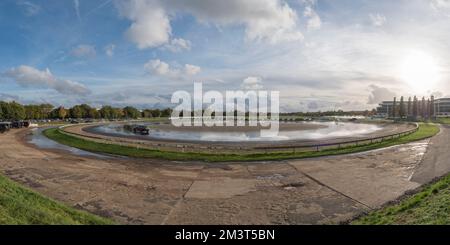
<box><xmin>254</xmin><ymin>123</ymin><xmax>419</xmax><ymax>153</ymax></box>
<box><xmin>59</xmin><ymin>122</ymin><xmax>419</xmax><ymax>155</ymax></box>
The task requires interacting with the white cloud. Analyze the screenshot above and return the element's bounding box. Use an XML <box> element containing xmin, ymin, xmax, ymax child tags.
<box><xmin>74</xmin><ymin>0</ymin><xmax>81</xmax><ymax>21</ymax></box>
<box><xmin>18</xmin><ymin>1</ymin><xmax>41</xmax><ymax>16</ymax></box>
<box><xmin>164</xmin><ymin>38</ymin><xmax>192</xmax><ymax>52</ymax></box>
<box><xmin>303</xmin><ymin>0</ymin><xmax>321</xmax><ymax>31</ymax></box>
<box><xmin>115</xmin><ymin>0</ymin><xmax>172</xmax><ymax>49</ymax></box>
<box><xmin>144</xmin><ymin>59</ymin><xmax>201</xmax><ymax>77</ymax></box>
<box><xmin>367</xmin><ymin>85</ymin><xmax>396</xmax><ymax>104</ymax></box>
<box><xmin>369</xmin><ymin>13</ymin><xmax>387</xmax><ymax>27</ymax></box>
<box><xmin>104</xmin><ymin>44</ymin><xmax>116</xmax><ymax>57</ymax></box>
<box><xmin>3</xmin><ymin>66</ymin><xmax>90</xmax><ymax>95</ymax></box>
<box><xmin>71</xmin><ymin>44</ymin><xmax>96</xmax><ymax>58</ymax></box>
<box><xmin>241</xmin><ymin>76</ymin><xmax>263</xmax><ymax>90</ymax></box>
<box><xmin>144</xmin><ymin>59</ymin><xmax>172</xmax><ymax>76</ymax></box>
<box><xmin>184</xmin><ymin>64</ymin><xmax>201</xmax><ymax>75</ymax></box>
<box><xmin>430</xmin><ymin>0</ymin><xmax>450</xmax><ymax>10</ymax></box>
<box><xmin>115</xmin><ymin>0</ymin><xmax>303</xmax><ymax>49</ymax></box>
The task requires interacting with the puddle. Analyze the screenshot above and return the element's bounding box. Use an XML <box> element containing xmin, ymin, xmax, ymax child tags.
<box><xmin>89</xmin><ymin>121</ymin><xmax>382</xmax><ymax>143</ymax></box>
<box><xmin>28</xmin><ymin>127</ymin><xmax>116</xmax><ymax>159</ymax></box>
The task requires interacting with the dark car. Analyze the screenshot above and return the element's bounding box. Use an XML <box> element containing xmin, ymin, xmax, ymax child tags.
<box><xmin>0</xmin><ymin>122</ymin><xmax>12</xmax><ymax>133</ymax></box>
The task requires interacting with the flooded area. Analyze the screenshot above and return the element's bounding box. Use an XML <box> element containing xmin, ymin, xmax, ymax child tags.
<box><xmin>88</xmin><ymin>121</ymin><xmax>382</xmax><ymax>142</ymax></box>
<box><xmin>27</xmin><ymin>127</ymin><xmax>114</xmax><ymax>159</ymax></box>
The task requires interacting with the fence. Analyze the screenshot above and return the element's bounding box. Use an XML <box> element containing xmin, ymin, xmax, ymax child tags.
<box><xmin>59</xmin><ymin>122</ymin><xmax>419</xmax><ymax>155</ymax></box>
<box><xmin>254</xmin><ymin>122</ymin><xmax>419</xmax><ymax>154</ymax></box>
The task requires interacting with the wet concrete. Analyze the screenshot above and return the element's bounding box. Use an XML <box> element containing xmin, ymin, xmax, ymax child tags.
<box><xmin>0</xmin><ymin>126</ymin><xmax>448</xmax><ymax>224</ymax></box>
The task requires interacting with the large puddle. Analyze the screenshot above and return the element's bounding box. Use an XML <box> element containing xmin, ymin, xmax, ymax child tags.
<box><xmin>28</xmin><ymin>127</ymin><xmax>114</xmax><ymax>159</ymax></box>
<box><xmin>89</xmin><ymin>121</ymin><xmax>383</xmax><ymax>142</ymax></box>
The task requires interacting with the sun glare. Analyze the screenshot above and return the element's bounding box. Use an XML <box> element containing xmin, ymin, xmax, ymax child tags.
<box><xmin>400</xmin><ymin>51</ymin><xmax>440</xmax><ymax>92</ymax></box>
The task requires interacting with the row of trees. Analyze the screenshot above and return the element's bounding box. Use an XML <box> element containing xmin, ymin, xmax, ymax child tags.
<box><xmin>282</xmin><ymin>109</ymin><xmax>377</xmax><ymax>117</ymax></box>
<box><xmin>0</xmin><ymin>101</ymin><xmax>172</xmax><ymax>121</ymax></box>
<box><xmin>391</xmin><ymin>96</ymin><xmax>435</xmax><ymax>120</ymax></box>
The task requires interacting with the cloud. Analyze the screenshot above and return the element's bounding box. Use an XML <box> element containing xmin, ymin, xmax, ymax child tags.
<box><xmin>303</xmin><ymin>0</ymin><xmax>321</xmax><ymax>30</ymax></box>
<box><xmin>18</xmin><ymin>1</ymin><xmax>41</xmax><ymax>16</ymax></box>
<box><xmin>163</xmin><ymin>38</ymin><xmax>192</xmax><ymax>52</ymax></box>
<box><xmin>144</xmin><ymin>59</ymin><xmax>201</xmax><ymax>77</ymax></box>
<box><xmin>430</xmin><ymin>0</ymin><xmax>450</xmax><ymax>10</ymax></box>
<box><xmin>0</xmin><ymin>93</ymin><xmax>20</xmax><ymax>102</ymax></box>
<box><xmin>369</xmin><ymin>13</ymin><xmax>387</xmax><ymax>27</ymax></box>
<box><xmin>104</xmin><ymin>44</ymin><xmax>116</xmax><ymax>57</ymax></box>
<box><xmin>74</xmin><ymin>0</ymin><xmax>81</xmax><ymax>21</ymax></box>
<box><xmin>241</xmin><ymin>76</ymin><xmax>263</xmax><ymax>90</ymax></box>
<box><xmin>115</xmin><ymin>0</ymin><xmax>303</xmax><ymax>49</ymax></box>
<box><xmin>144</xmin><ymin>59</ymin><xmax>172</xmax><ymax>76</ymax></box>
<box><xmin>367</xmin><ymin>84</ymin><xmax>396</xmax><ymax>104</ymax></box>
<box><xmin>115</xmin><ymin>0</ymin><xmax>172</xmax><ymax>49</ymax></box>
<box><xmin>184</xmin><ymin>64</ymin><xmax>201</xmax><ymax>75</ymax></box>
<box><xmin>3</xmin><ymin>66</ymin><xmax>91</xmax><ymax>95</ymax></box>
<box><xmin>71</xmin><ymin>44</ymin><xmax>96</xmax><ymax>58</ymax></box>
<box><xmin>307</xmin><ymin>101</ymin><xmax>319</xmax><ymax>110</ymax></box>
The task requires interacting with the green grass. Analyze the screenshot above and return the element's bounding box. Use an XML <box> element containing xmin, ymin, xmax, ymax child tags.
<box><xmin>43</xmin><ymin>123</ymin><xmax>439</xmax><ymax>162</ymax></box>
<box><xmin>0</xmin><ymin>174</ymin><xmax>114</xmax><ymax>225</ymax></box>
<box><xmin>352</xmin><ymin>173</ymin><xmax>450</xmax><ymax>225</ymax></box>
<box><xmin>436</xmin><ymin>117</ymin><xmax>450</xmax><ymax>125</ymax></box>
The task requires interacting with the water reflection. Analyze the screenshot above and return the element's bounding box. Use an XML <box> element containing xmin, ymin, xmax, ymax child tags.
<box><xmin>92</xmin><ymin>121</ymin><xmax>382</xmax><ymax>142</ymax></box>
<box><xmin>28</xmin><ymin>127</ymin><xmax>114</xmax><ymax>159</ymax></box>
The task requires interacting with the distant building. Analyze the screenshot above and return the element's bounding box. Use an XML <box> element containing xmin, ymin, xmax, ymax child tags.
<box><xmin>377</xmin><ymin>98</ymin><xmax>450</xmax><ymax>117</ymax></box>
<box><xmin>376</xmin><ymin>101</ymin><xmax>395</xmax><ymax>117</ymax></box>
<box><xmin>434</xmin><ymin>98</ymin><xmax>450</xmax><ymax>116</ymax></box>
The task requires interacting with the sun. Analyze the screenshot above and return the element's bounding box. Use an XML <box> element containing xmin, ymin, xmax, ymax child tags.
<box><xmin>400</xmin><ymin>51</ymin><xmax>440</xmax><ymax>93</ymax></box>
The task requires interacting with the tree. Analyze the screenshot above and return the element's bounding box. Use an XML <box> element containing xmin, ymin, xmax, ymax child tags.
<box><xmin>99</xmin><ymin>106</ymin><xmax>113</xmax><ymax>119</ymax></box>
<box><xmin>87</xmin><ymin>108</ymin><xmax>100</xmax><ymax>119</ymax></box>
<box><xmin>142</xmin><ymin>109</ymin><xmax>153</xmax><ymax>118</ymax></box>
<box><xmin>430</xmin><ymin>95</ymin><xmax>435</xmax><ymax>119</ymax></box>
<box><xmin>392</xmin><ymin>97</ymin><xmax>397</xmax><ymax>118</ymax></box>
<box><xmin>58</xmin><ymin>107</ymin><xmax>68</xmax><ymax>119</ymax></box>
<box><xmin>421</xmin><ymin>97</ymin><xmax>426</xmax><ymax>119</ymax></box>
<box><xmin>123</xmin><ymin>106</ymin><xmax>140</xmax><ymax>119</ymax></box>
<box><xmin>70</xmin><ymin>105</ymin><xmax>84</xmax><ymax>119</ymax></box>
<box><xmin>161</xmin><ymin>108</ymin><xmax>172</xmax><ymax>117</ymax></box>
<box><xmin>413</xmin><ymin>96</ymin><xmax>418</xmax><ymax>119</ymax></box>
<box><xmin>407</xmin><ymin>97</ymin><xmax>412</xmax><ymax>117</ymax></box>
<box><xmin>399</xmin><ymin>96</ymin><xmax>405</xmax><ymax>118</ymax></box>
<box><xmin>8</xmin><ymin>101</ymin><xmax>26</xmax><ymax>120</ymax></box>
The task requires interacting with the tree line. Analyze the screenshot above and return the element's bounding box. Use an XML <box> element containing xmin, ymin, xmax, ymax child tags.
<box><xmin>390</xmin><ymin>96</ymin><xmax>435</xmax><ymax>120</ymax></box>
<box><xmin>0</xmin><ymin>101</ymin><xmax>172</xmax><ymax>121</ymax></box>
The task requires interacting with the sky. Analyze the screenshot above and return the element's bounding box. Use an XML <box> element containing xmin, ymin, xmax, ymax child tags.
<box><xmin>0</xmin><ymin>0</ymin><xmax>450</xmax><ymax>112</ymax></box>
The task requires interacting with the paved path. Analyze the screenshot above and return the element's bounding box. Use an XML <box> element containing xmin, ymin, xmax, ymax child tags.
<box><xmin>411</xmin><ymin>125</ymin><xmax>450</xmax><ymax>184</ymax></box>
<box><xmin>0</xmin><ymin>126</ymin><xmax>448</xmax><ymax>224</ymax></box>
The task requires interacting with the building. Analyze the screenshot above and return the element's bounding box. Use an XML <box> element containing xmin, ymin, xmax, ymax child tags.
<box><xmin>377</xmin><ymin>98</ymin><xmax>450</xmax><ymax>117</ymax></box>
<box><xmin>376</xmin><ymin>101</ymin><xmax>395</xmax><ymax>117</ymax></box>
<box><xmin>434</xmin><ymin>98</ymin><xmax>450</xmax><ymax>116</ymax></box>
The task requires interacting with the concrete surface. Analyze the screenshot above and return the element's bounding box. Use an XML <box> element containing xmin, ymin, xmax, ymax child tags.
<box><xmin>0</xmin><ymin>125</ymin><xmax>448</xmax><ymax>224</ymax></box>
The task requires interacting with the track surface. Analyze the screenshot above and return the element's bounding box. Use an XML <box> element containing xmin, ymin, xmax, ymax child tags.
<box><xmin>0</xmin><ymin>126</ymin><xmax>447</xmax><ymax>224</ymax></box>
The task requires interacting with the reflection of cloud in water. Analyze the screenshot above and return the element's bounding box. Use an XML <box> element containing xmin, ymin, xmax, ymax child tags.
<box><xmin>93</xmin><ymin>122</ymin><xmax>382</xmax><ymax>142</ymax></box>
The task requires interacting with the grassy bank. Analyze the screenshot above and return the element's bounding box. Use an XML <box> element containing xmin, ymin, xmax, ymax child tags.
<box><xmin>353</xmin><ymin>173</ymin><xmax>450</xmax><ymax>225</ymax></box>
<box><xmin>0</xmin><ymin>174</ymin><xmax>114</xmax><ymax>225</ymax></box>
<box><xmin>436</xmin><ymin>117</ymin><xmax>450</xmax><ymax>125</ymax></box>
<box><xmin>43</xmin><ymin>123</ymin><xmax>439</xmax><ymax>162</ymax></box>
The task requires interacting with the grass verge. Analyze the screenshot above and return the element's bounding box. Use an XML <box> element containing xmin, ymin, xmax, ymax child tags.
<box><xmin>0</xmin><ymin>174</ymin><xmax>114</xmax><ymax>225</ymax></box>
<box><xmin>43</xmin><ymin>123</ymin><xmax>439</xmax><ymax>162</ymax></box>
<box><xmin>352</xmin><ymin>173</ymin><xmax>450</xmax><ymax>225</ymax></box>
